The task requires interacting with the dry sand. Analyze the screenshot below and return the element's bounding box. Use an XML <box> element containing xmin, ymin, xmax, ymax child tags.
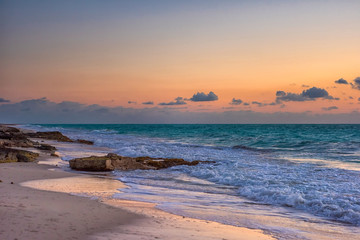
<box><xmin>0</xmin><ymin>149</ymin><xmax>275</xmax><ymax>240</ymax></box>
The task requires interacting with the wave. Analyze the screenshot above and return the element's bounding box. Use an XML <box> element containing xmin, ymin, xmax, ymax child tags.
<box><xmin>181</xmin><ymin>159</ymin><xmax>360</xmax><ymax>226</ymax></box>
<box><xmin>240</xmin><ymin>185</ymin><xmax>360</xmax><ymax>225</ymax></box>
<box><xmin>232</xmin><ymin>144</ymin><xmax>273</xmax><ymax>153</ymax></box>
<box><xmin>28</xmin><ymin>124</ymin><xmax>360</xmax><ymax>226</ymax></box>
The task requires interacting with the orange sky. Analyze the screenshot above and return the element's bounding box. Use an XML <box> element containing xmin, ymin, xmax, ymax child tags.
<box><xmin>1</xmin><ymin>1</ymin><xmax>359</xmax><ymax>115</ymax></box>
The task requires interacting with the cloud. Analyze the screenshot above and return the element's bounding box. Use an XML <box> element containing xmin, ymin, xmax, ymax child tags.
<box><xmin>94</xmin><ymin>108</ymin><xmax>110</xmax><ymax>114</ymax></box>
<box><xmin>159</xmin><ymin>97</ymin><xmax>186</xmax><ymax>106</ymax></box>
<box><xmin>0</xmin><ymin>98</ymin><xmax>359</xmax><ymax>124</ymax></box>
<box><xmin>243</xmin><ymin>102</ymin><xmax>250</xmax><ymax>106</ymax></box>
<box><xmin>252</xmin><ymin>101</ymin><xmax>265</xmax><ymax>107</ymax></box>
<box><xmin>142</xmin><ymin>101</ymin><xmax>154</xmax><ymax>105</ymax></box>
<box><xmin>358</xmin><ymin>97</ymin><xmax>360</xmax><ymax>101</ymax></box>
<box><xmin>276</xmin><ymin>91</ymin><xmax>286</xmax><ymax>97</ymax></box>
<box><xmin>251</xmin><ymin>101</ymin><xmax>277</xmax><ymax>107</ymax></box>
<box><xmin>322</xmin><ymin>106</ymin><xmax>338</xmax><ymax>111</ymax></box>
<box><xmin>335</xmin><ymin>78</ymin><xmax>349</xmax><ymax>84</ymax></box>
<box><xmin>189</xmin><ymin>91</ymin><xmax>218</xmax><ymax>102</ymax></box>
<box><xmin>0</xmin><ymin>98</ymin><xmax>10</xmax><ymax>103</ymax></box>
<box><xmin>302</xmin><ymin>85</ymin><xmax>310</xmax><ymax>88</ymax></box>
<box><xmin>17</xmin><ymin>97</ymin><xmax>52</xmax><ymax>111</ymax></box>
<box><xmin>161</xmin><ymin>106</ymin><xmax>187</xmax><ymax>110</ymax></box>
<box><xmin>276</xmin><ymin>87</ymin><xmax>338</xmax><ymax>103</ymax></box>
<box><xmin>128</xmin><ymin>101</ymin><xmax>137</xmax><ymax>104</ymax></box>
<box><xmin>351</xmin><ymin>77</ymin><xmax>360</xmax><ymax>90</ymax></box>
<box><xmin>302</xmin><ymin>87</ymin><xmax>336</xmax><ymax>99</ymax></box>
<box><xmin>230</xmin><ymin>98</ymin><xmax>243</xmax><ymax>105</ymax></box>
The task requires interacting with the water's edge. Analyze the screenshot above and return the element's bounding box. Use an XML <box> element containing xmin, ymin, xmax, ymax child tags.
<box><xmin>23</xmin><ymin>124</ymin><xmax>360</xmax><ymax>240</ymax></box>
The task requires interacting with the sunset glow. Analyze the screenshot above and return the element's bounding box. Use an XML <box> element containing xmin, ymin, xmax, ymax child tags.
<box><xmin>1</xmin><ymin>0</ymin><xmax>359</xmax><ymax>123</ymax></box>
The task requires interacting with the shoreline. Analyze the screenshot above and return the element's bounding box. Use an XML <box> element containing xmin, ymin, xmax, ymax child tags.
<box><xmin>0</xmin><ymin>160</ymin><xmax>141</xmax><ymax>240</ymax></box>
<box><xmin>0</xmin><ymin>125</ymin><xmax>275</xmax><ymax>240</ymax></box>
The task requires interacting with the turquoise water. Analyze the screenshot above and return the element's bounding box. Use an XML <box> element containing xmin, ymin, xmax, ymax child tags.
<box><xmin>38</xmin><ymin>124</ymin><xmax>360</xmax><ymax>164</ymax></box>
<box><xmin>28</xmin><ymin>124</ymin><xmax>360</xmax><ymax>239</ymax></box>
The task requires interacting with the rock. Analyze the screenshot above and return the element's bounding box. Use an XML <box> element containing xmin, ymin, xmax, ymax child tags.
<box><xmin>26</xmin><ymin>131</ymin><xmax>73</xmax><ymax>142</ymax></box>
<box><xmin>0</xmin><ymin>147</ymin><xmax>39</xmax><ymax>163</ymax></box>
<box><xmin>0</xmin><ymin>125</ymin><xmax>20</xmax><ymax>133</ymax></box>
<box><xmin>0</xmin><ymin>127</ymin><xmax>37</xmax><ymax>148</ymax></box>
<box><xmin>69</xmin><ymin>153</ymin><xmax>212</xmax><ymax>171</ymax></box>
<box><xmin>106</xmin><ymin>153</ymin><xmax>120</xmax><ymax>159</ymax></box>
<box><xmin>69</xmin><ymin>156</ymin><xmax>115</xmax><ymax>171</ymax></box>
<box><xmin>76</xmin><ymin>139</ymin><xmax>94</xmax><ymax>145</ymax></box>
<box><xmin>0</xmin><ymin>125</ymin><xmax>59</xmax><ymax>164</ymax></box>
<box><xmin>111</xmin><ymin>157</ymin><xmax>154</xmax><ymax>171</ymax></box>
<box><xmin>144</xmin><ymin>158</ymin><xmax>200</xmax><ymax>169</ymax></box>
<box><xmin>51</xmin><ymin>153</ymin><xmax>59</xmax><ymax>157</ymax></box>
<box><xmin>35</xmin><ymin>144</ymin><xmax>57</xmax><ymax>151</ymax></box>
<box><xmin>26</xmin><ymin>131</ymin><xmax>94</xmax><ymax>145</ymax></box>
<box><xmin>0</xmin><ymin>138</ymin><xmax>36</xmax><ymax>148</ymax></box>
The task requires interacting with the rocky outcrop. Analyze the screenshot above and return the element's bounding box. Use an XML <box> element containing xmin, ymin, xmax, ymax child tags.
<box><xmin>69</xmin><ymin>153</ymin><xmax>212</xmax><ymax>171</ymax></box>
<box><xmin>0</xmin><ymin>126</ymin><xmax>41</xmax><ymax>162</ymax></box>
<box><xmin>25</xmin><ymin>131</ymin><xmax>94</xmax><ymax>145</ymax></box>
<box><xmin>75</xmin><ymin>139</ymin><xmax>94</xmax><ymax>145</ymax></box>
<box><xmin>0</xmin><ymin>127</ymin><xmax>57</xmax><ymax>153</ymax></box>
<box><xmin>0</xmin><ymin>126</ymin><xmax>20</xmax><ymax>133</ymax></box>
<box><xmin>26</xmin><ymin>131</ymin><xmax>73</xmax><ymax>142</ymax></box>
<box><xmin>0</xmin><ymin>147</ymin><xmax>39</xmax><ymax>163</ymax></box>
<box><xmin>69</xmin><ymin>156</ymin><xmax>114</xmax><ymax>171</ymax></box>
<box><xmin>0</xmin><ymin>125</ymin><xmax>97</xmax><ymax>164</ymax></box>
<box><xmin>35</xmin><ymin>144</ymin><xmax>57</xmax><ymax>151</ymax></box>
<box><xmin>0</xmin><ymin>126</ymin><xmax>37</xmax><ymax>148</ymax></box>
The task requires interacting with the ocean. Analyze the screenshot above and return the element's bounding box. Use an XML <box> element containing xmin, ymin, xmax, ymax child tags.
<box><xmin>25</xmin><ymin>124</ymin><xmax>360</xmax><ymax>239</ymax></box>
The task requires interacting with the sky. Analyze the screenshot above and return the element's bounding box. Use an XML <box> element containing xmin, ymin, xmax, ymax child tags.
<box><xmin>0</xmin><ymin>0</ymin><xmax>360</xmax><ymax>123</ymax></box>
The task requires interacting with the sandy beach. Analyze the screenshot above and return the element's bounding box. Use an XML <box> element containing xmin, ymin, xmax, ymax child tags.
<box><xmin>0</xmin><ymin>132</ymin><xmax>274</xmax><ymax>240</ymax></box>
<box><xmin>0</xmin><ymin>159</ymin><xmax>140</xmax><ymax>240</ymax></box>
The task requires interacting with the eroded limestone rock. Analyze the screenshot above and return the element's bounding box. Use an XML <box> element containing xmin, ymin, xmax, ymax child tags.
<box><xmin>69</xmin><ymin>153</ymin><xmax>212</xmax><ymax>171</ymax></box>
<box><xmin>75</xmin><ymin>139</ymin><xmax>94</xmax><ymax>145</ymax></box>
<box><xmin>0</xmin><ymin>147</ymin><xmax>39</xmax><ymax>163</ymax></box>
<box><xmin>69</xmin><ymin>156</ymin><xmax>115</xmax><ymax>171</ymax></box>
<box><xmin>26</xmin><ymin>131</ymin><xmax>73</xmax><ymax>142</ymax></box>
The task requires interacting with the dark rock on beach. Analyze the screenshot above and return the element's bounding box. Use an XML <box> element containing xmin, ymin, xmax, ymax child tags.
<box><xmin>25</xmin><ymin>131</ymin><xmax>93</xmax><ymax>145</ymax></box>
<box><xmin>0</xmin><ymin>125</ymin><xmax>99</xmax><ymax>165</ymax></box>
<box><xmin>0</xmin><ymin>125</ymin><xmax>62</xmax><ymax>163</ymax></box>
<box><xmin>0</xmin><ymin>147</ymin><xmax>39</xmax><ymax>163</ymax></box>
<box><xmin>0</xmin><ymin>125</ymin><xmax>41</xmax><ymax>163</ymax></box>
<box><xmin>35</xmin><ymin>143</ymin><xmax>57</xmax><ymax>151</ymax></box>
<box><xmin>69</xmin><ymin>156</ymin><xmax>114</xmax><ymax>171</ymax></box>
<box><xmin>75</xmin><ymin>139</ymin><xmax>94</xmax><ymax>145</ymax></box>
<box><xmin>26</xmin><ymin>131</ymin><xmax>73</xmax><ymax>142</ymax></box>
<box><xmin>69</xmin><ymin>153</ymin><xmax>212</xmax><ymax>171</ymax></box>
<box><xmin>0</xmin><ymin>126</ymin><xmax>37</xmax><ymax>148</ymax></box>
<box><xmin>0</xmin><ymin>126</ymin><xmax>20</xmax><ymax>133</ymax></box>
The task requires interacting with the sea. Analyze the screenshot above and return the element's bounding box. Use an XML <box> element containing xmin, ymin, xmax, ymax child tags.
<box><xmin>24</xmin><ymin>124</ymin><xmax>360</xmax><ymax>239</ymax></box>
